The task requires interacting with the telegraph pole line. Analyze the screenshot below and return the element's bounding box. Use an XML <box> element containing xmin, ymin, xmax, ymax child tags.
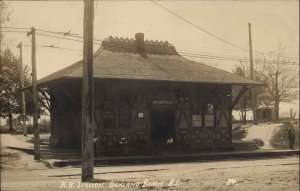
<box><xmin>248</xmin><ymin>22</ymin><xmax>257</xmax><ymax>125</ymax></box>
<box><xmin>27</xmin><ymin>27</ymin><xmax>40</xmax><ymax>160</ymax></box>
<box><xmin>81</xmin><ymin>0</ymin><xmax>94</xmax><ymax>182</ymax></box>
<box><xmin>17</xmin><ymin>42</ymin><xmax>27</xmax><ymax>136</ymax></box>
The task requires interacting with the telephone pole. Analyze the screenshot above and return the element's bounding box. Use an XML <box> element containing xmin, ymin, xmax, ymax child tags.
<box><xmin>27</xmin><ymin>27</ymin><xmax>40</xmax><ymax>160</ymax></box>
<box><xmin>81</xmin><ymin>0</ymin><xmax>94</xmax><ymax>182</ymax></box>
<box><xmin>273</xmin><ymin>71</ymin><xmax>281</xmax><ymax>121</ymax></box>
<box><xmin>17</xmin><ymin>42</ymin><xmax>27</xmax><ymax>136</ymax></box>
<box><xmin>248</xmin><ymin>23</ymin><xmax>257</xmax><ymax>125</ymax></box>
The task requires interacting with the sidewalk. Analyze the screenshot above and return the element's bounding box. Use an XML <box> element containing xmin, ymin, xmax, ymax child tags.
<box><xmin>52</xmin><ymin>149</ymin><xmax>299</xmax><ymax>167</ymax></box>
<box><xmin>1</xmin><ymin>134</ymin><xmax>299</xmax><ymax>167</ymax></box>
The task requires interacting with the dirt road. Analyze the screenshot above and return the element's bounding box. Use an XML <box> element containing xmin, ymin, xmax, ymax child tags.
<box><xmin>1</xmin><ymin>134</ymin><xmax>299</xmax><ymax>191</ymax></box>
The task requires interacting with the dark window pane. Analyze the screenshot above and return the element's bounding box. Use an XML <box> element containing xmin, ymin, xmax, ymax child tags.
<box><xmin>103</xmin><ymin>114</ymin><xmax>116</xmax><ymax>129</ymax></box>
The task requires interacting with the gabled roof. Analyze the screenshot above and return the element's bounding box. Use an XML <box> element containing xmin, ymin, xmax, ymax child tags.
<box><xmin>38</xmin><ymin>35</ymin><xmax>263</xmax><ymax>86</ymax></box>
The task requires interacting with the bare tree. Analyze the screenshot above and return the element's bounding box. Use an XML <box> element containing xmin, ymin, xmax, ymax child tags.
<box><xmin>260</xmin><ymin>45</ymin><xmax>299</xmax><ymax>121</ymax></box>
<box><xmin>233</xmin><ymin>62</ymin><xmax>251</xmax><ymax>124</ymax></box>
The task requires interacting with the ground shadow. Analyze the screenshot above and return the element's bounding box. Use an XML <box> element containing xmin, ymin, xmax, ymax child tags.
<box><xmin>6</xmin><ymin>146</ymin><xmax>34</xmax><ymax>155</ymax></box>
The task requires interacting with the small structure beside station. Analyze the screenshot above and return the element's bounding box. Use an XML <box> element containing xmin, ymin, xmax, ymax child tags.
<box><xmin>37</xmin><ymin>33</ymin><xmax>263</xmax><ymax>156</ymax></box>
<box><xmin>256</xmin><ymin>106</ymin><xmax>274</xmax><ymax>122</ymax></box>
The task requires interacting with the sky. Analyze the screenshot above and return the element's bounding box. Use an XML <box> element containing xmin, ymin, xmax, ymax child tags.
<box><xmin>1</xmin><ymin>0</ymin><xmax>299</xmax><ymax>117</ymax></box>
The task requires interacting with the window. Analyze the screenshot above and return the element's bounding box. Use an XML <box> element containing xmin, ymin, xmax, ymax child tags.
<box><xmin>135</xmin><ymin>112</ymin><xmax>147</xmax><ymax>129</ymax></box>
<box><xmin>192</xmin><ymin>115</ymin><xmax>202</xmax><ymax>127</ymax></box>
<box><xmin>118</xmin><ymin>99</ymin><xmax>130</xmax><ymax>129</ymax></box>
<box><xmin>103</xmin><ymin>101</ymin><xmax>116</xmax><ymax>129</ymax></box>
<box><xmin>192</xmin><ymin>102</ymin><xmax>202</xmax><ymax>127</ymax></box>
<box><xmin>205</xmin><ymin>103</ymin><xmax>214</xmax><ymax>127</ymax></box>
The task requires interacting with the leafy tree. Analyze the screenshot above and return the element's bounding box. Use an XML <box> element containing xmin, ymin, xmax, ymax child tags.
<box><xmin>0</xmin><ymin>1</ymin><xmax>10</xmax><ymax>40</ymax></box>
<box><xmin>0</xmin><ymin>49</ymin><xmax>22</xmax><ymax>130</ymax></box>
<box><xmin>0</xmin><ymin>49</ymin><xmax>47</xmax><ymax>131</ymax></box>
<box><xmin>1</xmin><ymin>2</ymin><xmax>47</xmax><ymax>131</ymax></box>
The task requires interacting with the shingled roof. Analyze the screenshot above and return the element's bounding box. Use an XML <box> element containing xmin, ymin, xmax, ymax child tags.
<box><xmin>38</xmin><ymin>33</ymin><xmax>263</xmax><ymax>86</ymax></box>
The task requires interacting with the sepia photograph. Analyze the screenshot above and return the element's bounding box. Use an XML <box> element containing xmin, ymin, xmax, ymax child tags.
<box><xmin>0</xmin><ymin>0</ymin><xmax>299</xmax><ymax>190</ymax></box>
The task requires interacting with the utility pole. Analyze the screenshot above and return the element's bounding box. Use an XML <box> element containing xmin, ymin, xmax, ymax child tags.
<box><xmin>81</xmin><ymin>0</ymin><xmax>94</xmax><ymax>182</ymax></box>
<box><xmin>248</xmin><ymin>23</ymin><xmax>257</xmax><ymax>125</ymax></box>
<box><xmin>27</xmin><ymin>27</ymin><xmax>40</xmax><ymax>160</ymax></box>
<box><xmin>274</xmin><ymin>71</ymin><xmax>281</xmax><ymax>121</ymax></box>
<box><xmin>270</xmin><ymin>71</ymin><xmax>281</xmax><ymax>121</ymax></box>
<box><xmin>17</xmin><ymin>43</ymin><xmax>27</xmax><ymax>136</ymax></box>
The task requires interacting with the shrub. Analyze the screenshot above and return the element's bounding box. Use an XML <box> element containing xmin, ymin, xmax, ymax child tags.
<box><xmin>232</xmin><ymin>125</ymin><xmax>248</xmax><ymax>139</ymax></box>
<box><xmin>270</xmin><ymin>124</ymin><xmax>299</xmax><ymax>149</ymax></box>
<box><xmin>252</xmin><ymin>138</ymin><xmax>264</xmax><ymax>147</ymax></box>
<box><xmin>26</xmin><ymin>125</ymin><xmax>34</xmax><ymax>134</ymax></box>
<box><xmin>25</xmin><ymin>122</ymin><xmax>50</xmax><ymax>134</ymax></box>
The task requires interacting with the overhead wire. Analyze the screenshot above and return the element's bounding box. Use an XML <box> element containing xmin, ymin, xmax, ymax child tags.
<box><xmin>1</xmin><ymin>27</ymin><xmax>297</xmax><ymax>67</ymax></box>
<box><xmin>1</xmin><ymin>43</ymin><xmax>82</xmax><ymax>52</ymax></box>
<box><xmin>151</xmin><ymin>0</ymin><xmax>249</xmax><ymax>52</ymax></box>
<box><xmin>36</xmin><ymin>28</ymin><xmax>81</xmax><ymax>37</ymax></box>
<box><xmin>35</xmin><ymin>28</ymin><xmax>103</xmax><ymax>42</ymax></box>
<box><xmin>1</xmin><ymin>37</ymin><xmax>297</xmax><ymax>66</ymax></box>
<box><xmin>0</xmin><ymin>30</ymin><xmax>29</xmax><ymax>34</ymax></box>
<box><xmin>2</xmin><ymin>27</ymin><xmax>294</xmax><ymax>63</ymax></box>
<box><xmin>0</xmin><ymin>26</ymin><xmax>30</xmax><ymax>30</ymax></box>
<box><xmin>35</xmin><ymin>32</ymin><xmax>101</xmax><ymax>45</ymax></box>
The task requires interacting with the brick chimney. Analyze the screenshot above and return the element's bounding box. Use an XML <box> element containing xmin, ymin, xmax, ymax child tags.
<box><xmin>135</xmin><ymin>33</ymin><xmax>145</xmax><ymax>54</ymax></box>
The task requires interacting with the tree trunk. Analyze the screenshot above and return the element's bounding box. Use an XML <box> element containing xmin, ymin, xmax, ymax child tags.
<box><xmin>274</xmin><ymin>101</ymin><xmax>279</xmax><ymax>121</ymax></box>
<box><xmin>240</xmin><ymin>110</ymin><xmax>246</xmax><ymax>124</ymax></box>
<box><xmin>244</xmin><ymin>109</ymin><xmax>247</xmax><ymax>124</ymax></box>
<box><xmin>241</xmin><ymin>103</ymin><xmax>247</xmax><ymax>124</ymax></box>
<box><xmin>8</xmin><ymin>106</ymin><xmax>13</xmax><ymax>131</ymax></box>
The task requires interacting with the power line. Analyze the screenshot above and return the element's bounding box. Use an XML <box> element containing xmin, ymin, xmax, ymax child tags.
<box><xmin>35</xmin><ymin>28</ymin><xmax>103</xmax><ymax>42</ymax></box>
<box><xmin>177</xmin><ymin>48</ymin><xmax>247</xmax><ymax>59</ymax></box>
<box><xmin>35</xmin><ymin>32</ymin><xmax>101</xmax><ymax>45</ymax></box>
<box><xmin>1</xmin><ymin>43</ymin><xmax>31</xmax><ymax>47</ymax></box>
<box><xmin>1</xmin><ymin>33</ymin><xmax>297</xmax><ymax>66</ymax></box>
<box><xmin>180</xmin><ymin>53</ymin><xmax>297</xmax><ymax>65</ymax></box>
<box><xmin>0</xmin><ymin>26</ymin><xmax>30</xmax><ymax>30</ymax></box>
<box><xmin>39</xmin><ymin>45</ymin><xmax>82</xmax><ymax>51</ymax></box>
<box><xmin>36</xmin><ymin>28</ymin><xmax>81</xmax><ymax>37</ymax></box>
<box><xmin>2</xmin><ymin>27</ymin><xmax>101</xmax><ymax>43</ymax></box>
<box><xmin>1</xmin><ymin>43</ymin><xmax>82</xmax><ymax>51</ymax></box>
<box><xmin>2</xmin><ymin>27</ymin><xmax>292</xmax><ymax>62</ymax></box>
<box><xmin>0</xmin><ymin>30</ymin><xmax>29</xmax><ymax>34</ymax></box>
<box><xmin>151</xmin><ymin>0</ymin><xmax>249</xmax><ymax>52</ymax></box>
<box><xmin>98</xmin><ymin>43</ymin><xmax>298</xmax><ymax>65</ymax></box>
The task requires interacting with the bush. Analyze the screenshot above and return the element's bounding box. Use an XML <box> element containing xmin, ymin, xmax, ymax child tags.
<box><xmin>26</xmin><ymin>125</ymin><xmax>34</xmax><ymax>134</ymax></box>
<box><xmin>232</xmin><ymin>125</ymin><xmax>248</xmax><ymax>139</ymax></box>
<box><xmin>252</xmin><ymin>138</ymin><xmax>264</xmax><ymax>147</ymax></box>
<box><xmin>26</xmin><ymin>121</ymin><xmax>50</xmax><ymax>134</ymax></box>
<box><xmin>269</xmin><ymin>124</ymin><xmax>299</xmax><ymax>149</ymax></box>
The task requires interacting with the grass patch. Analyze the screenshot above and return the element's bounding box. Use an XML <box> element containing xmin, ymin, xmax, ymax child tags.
<box><xmin>0</xmin><ymin>149</ymin><xmax>20</xmax><ymax>170</ymax></box>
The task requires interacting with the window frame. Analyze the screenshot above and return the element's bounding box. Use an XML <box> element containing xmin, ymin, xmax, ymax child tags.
<box><xmin>204</xmin><ymin>102</ymin><xmax>215</xmax><ymax>127</ymax></box>
<box><xmin>191</xmin><ymin>102</ymin><xmax>202</xmax><ymax>128</ymax></box>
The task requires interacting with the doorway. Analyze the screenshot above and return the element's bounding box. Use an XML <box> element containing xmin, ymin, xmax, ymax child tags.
<box><xmin>150</xmin><ymin>109</ymin><xmax>175</xmax><ymax>144</ymax></box>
